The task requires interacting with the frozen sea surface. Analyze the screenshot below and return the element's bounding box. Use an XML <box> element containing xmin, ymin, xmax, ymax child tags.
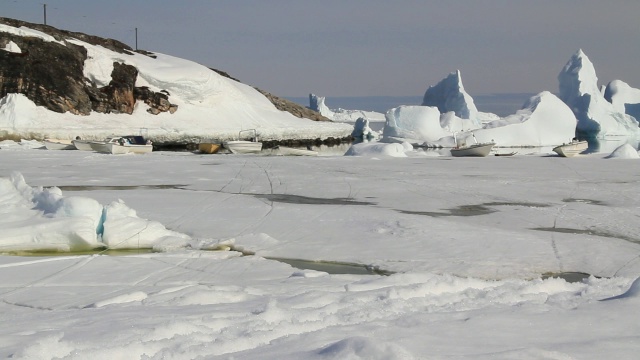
<box><xmin>1</xmin><ymin>147</ymin><xmax>639</xmax><ymax>359</ymax></box>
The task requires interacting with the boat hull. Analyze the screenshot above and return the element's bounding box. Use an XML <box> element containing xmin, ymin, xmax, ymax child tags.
<box><xmin>107</xmin><ymin>143</ymin><xmax>153</xmax><ymax>154</ymax></box>
<box><xmin>553</xmin><ymin>141</ymin><xmax>588</xmax><ymax>157</ymax></box>
<box><xmin>277</xmin><ymin>146</ymin><xmax>318</xmax><ymax>156</ymax></box>
<box><xmin>223</xmin><ymin>141</ymin><xmax>262</xmax><ymax>154</ymax></box>
<box><xmin>44</xmin><ymin>140</ymin><xmax>75</xmax><ymax>150</ymax></box>
<box><xmin>451</xmin><ymin>143</ymin><xmax>495</xmax><ymax>157</ymax></box>
<box><xmin>89</xmin><ymin>142</ymin><xmax>111</xmax><ymax>153</ymax></box>
<box><xmin>72</xmin><ymin>140</ymin><xmax>95</xmax><ymax>151</ymax></box>
<box><xmin>198</xmin><ymin>143</ymin><xmax>221</xmax><ymax>154</ymax></box>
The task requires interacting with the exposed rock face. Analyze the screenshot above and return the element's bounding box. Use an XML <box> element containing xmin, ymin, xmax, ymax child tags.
<box><xmin>0</xmin><ymin>17</ymin><xmax>176</xmax><ymax>116</ymax></box>
<box><xmin>0</xmin><ymin>31</ymin><xmax>91</xmax><ymax>114</ymax></box>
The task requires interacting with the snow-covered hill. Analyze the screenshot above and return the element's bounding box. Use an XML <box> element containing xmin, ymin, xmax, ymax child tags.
<box><xmin>0</xmin><ymin>19</ymin><xmax>352</xmax><ymax>143</ymax></box>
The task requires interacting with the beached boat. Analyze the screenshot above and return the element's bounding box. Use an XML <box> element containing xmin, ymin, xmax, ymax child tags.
<box><xmin>450</xmin><ymin>132</ymin><xmax>495</xmax><ymax>157</ymax></box>
<box><xmin>552</xmin><ymin>140</ymin><xmax>588</xmax><ymax>157</ymax></box>
<box><xmin>72</xmin><ymin>139</ymin><xmax>96</xmax><ymax>151</ymax></box>
<box><xmin>89</xmin><ymin>137</ymin><xmax>121</xmax><ymax>153</ymax></box>
<box><xmin>91</xmin><ymin>136</ymin><xmax>152</xmax><ymax>154</ymax></box>
<box><xmin>198</xmin><ymin>143</ymin><xmax>221</xmax><ymax>154</ymax></box>
<box><xmin>451</xmin><ymin>142</ymin><xmax>495</xmax><ymax>157</ymax></box>
<box><xmin>277</xmin><ymin>146</ymin><xmax>318</xmax><ymax>156</ymax></box>
<box><xmin>223</xmin><ymin>129</ymin><xmax>262</xmax><ymax>154</ymax></box>
<box><xmin>107</xmin><ymin>142</ymin><xmax>153</xmax><ymax>154</ymax></box>
<box><xmin>44</xmin><ymin>139</ymin><xmax>75</xmax><ymax>150</ymax></box>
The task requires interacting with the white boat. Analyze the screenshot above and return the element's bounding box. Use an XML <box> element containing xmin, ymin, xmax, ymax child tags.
<box><xmin>450</xmin><ymin>132</ymin><xmax>495</xmax><ymax>157</ymax></box>
<box><xmin>90</xmin><ymin>136</ymin><xmax>152</xmax><ymax>154</ymax></box>
<box><xmin>451</xmin><ymin>142</ymin><xmax>495</xmax><ymax>157</ymax></box>
<box><xmin>552</xmin><ymin>140</ymin><xmax>588</xmax><ymax>157</ymax></box>
<box><xmin>107</xmin><ymin>142</ymin><xmax>153</xmax><ymax>154</ymax></box>
<box><xmin>277</xmin><ymin>146</ymin><xmax>318</xmax><ymax>156</ymax></box>
<box><xmin>89</xmin><ymin>137</ymin><xmax>121</xmax><ymax>153</ymax></box>
<box><xmin>223</xmin><ymin>129</ymin><xmax>262</xmax><ymax>154</ymax></box>
<box><xmin>72</xmin><ymin>139</ymin><xmax>96</xmax><ymax>151</ymax></box>
<box><xmin>44</xmin><ymin>139</ymin><xmax>75</xmax><ymax>150</ymax></box>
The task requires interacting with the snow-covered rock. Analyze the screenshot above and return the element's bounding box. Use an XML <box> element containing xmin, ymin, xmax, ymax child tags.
<box><xmin>558</xmin><ymin>49</ymin><xmax>640</xmax><ymax>137</ymax></box>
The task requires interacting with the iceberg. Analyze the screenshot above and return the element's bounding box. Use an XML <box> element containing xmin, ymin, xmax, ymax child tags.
<box><xmin>558</xmin><ymin>49</ymin><xmax>639</xmax><ymax>137</ymax></box>
<box><xmin>604</xmin><ymin>80</ymin><xmax>640</xmax><ymax>123</ymax></box>
<box><xmin>382</xmin><ymin>105</ymin><xmax>448</xmax><ymax>144</ymax></box>
<box><xmin>422</xmin><ymin>70</ymin><xmax>499</xmax><ymax>127</ymax></box>
<box><xmin>383</xmin><ymin>91</ymin><xmax>576</xmax><ymax>148</ymax></box>
<box><xmin>422</xmin><ymin>70</ymin><xmax>480</xmax><ymax>125</ymax></box>
<box><xmin>308</xmin><ymin>93</ymin><xmax>385</xmax><ymax>124</ymax></box>
<box><xmin>470</xmin><ymin>91</ymin><xmax>578</xmax><ymax>147</ymax></box>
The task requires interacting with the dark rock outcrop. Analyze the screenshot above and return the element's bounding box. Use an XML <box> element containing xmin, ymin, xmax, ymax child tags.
<box><xmin>0</xmin><ymin>17</ymin><xmax>176</xmax><ymax>115</ymax></box>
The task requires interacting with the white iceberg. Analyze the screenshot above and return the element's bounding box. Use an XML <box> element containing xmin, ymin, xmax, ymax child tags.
<box><xmin>558</xmin><ymin>49</ymin><xmax>640</xmax><ymax>137</ymax></box>
<box><xmin>604</xmin><ymin>79</ymin><xmax>640</xmax><ymax>123</ymax></box>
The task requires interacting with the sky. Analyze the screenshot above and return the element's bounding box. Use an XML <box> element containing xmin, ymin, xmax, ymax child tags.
<box><xmin>1</xmin><ymin>0</ymin><xmax>640</xmax><ymax>97</ymax></box>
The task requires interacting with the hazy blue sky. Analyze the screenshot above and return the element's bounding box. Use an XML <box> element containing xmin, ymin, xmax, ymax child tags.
<box><xmin>2</xmin><ymin>0</ymin><xmax>639</xmax><ymax>97</ymax></box>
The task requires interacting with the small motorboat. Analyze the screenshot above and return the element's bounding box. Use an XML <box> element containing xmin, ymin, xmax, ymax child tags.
<box><xmin>44</xmin><ymin>139</ymin><xmax>75</xmax><ymax>150</ymax></box>
<box><xmin>223</xmin><ymin>129</ymin><xmax>262</xmax><ymax>154</ymax></box>
<box><xmin>553</xmin><ymin>140</ymin><xmax>588</xmax><ymax>157</ymax></box>
<box><xmin>451</xmin><ymin>142</ymin><xmax>495</xmax><ymax>157</ymax></box>
<box><xmin>91</xmin><ymin>136</ymin><xmax>152</xmax><ymax>154</ymax></box>
<box><xmin>450</xmin><ymin>132</ymin><xmax>495</xmax><ymax>157</ymax></box>
<box><xmin>72</xmin><ymin>139</ymin><xmax>96</xmax><ymax>151</ymax></box>
<box><xmin>277</xmin><ymin>146</ymin><xmax>318</xmax><ymax>156</ymax></box>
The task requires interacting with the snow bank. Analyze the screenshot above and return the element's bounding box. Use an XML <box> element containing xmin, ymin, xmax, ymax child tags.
<box><xmin>2</xmin><ymin>40</ymin><xmax>21</xmax><ymax>53</ymax></box>
<box><xmin>344</xmin><ymin>141</ymin><xmax>412</xmax><ymax>157</ymax></box>
<box><xmin>605</xmin><ymin>143</ymin><xmax>640</xmax><ymax>159</ymax></box>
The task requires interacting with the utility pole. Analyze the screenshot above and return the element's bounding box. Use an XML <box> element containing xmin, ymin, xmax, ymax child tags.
<box><xmin>135</xmin><ymin>27</ymin><xmax>138</xmax><ymax>50</ymax></box>
<box><xmin>43</xmin><ymin>3</ymin><xmax>47</xmax><ymax>25</ymax></box>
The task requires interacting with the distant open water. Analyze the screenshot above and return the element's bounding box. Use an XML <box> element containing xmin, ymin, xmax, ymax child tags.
<box><xmin>285</xmin><ymin>94</ymin><xmax>536</xmax><ymax>118</ymax></box>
